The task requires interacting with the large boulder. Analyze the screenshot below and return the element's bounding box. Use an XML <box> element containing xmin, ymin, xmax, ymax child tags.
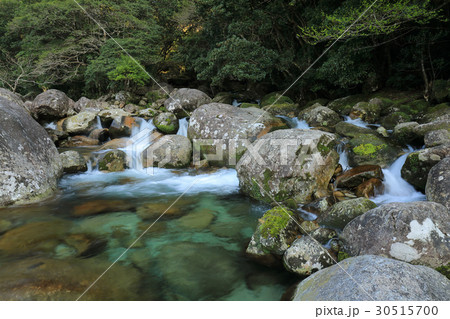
<box><xmin>318</xmin><ymin>198</ymin><xmax>377</xmax><ymax>229</ymax></box>
<box><xmin>392</xmin><ymin>122</ymin><xmax>422</xmax><ymax>146</ymax></box>
<box><xmin>260</xmin><ymin>92</ymin><xmax>294</xmax><ymax>107</ymax></box>
<box><xmin>341</xmin><ymin>202</ymin><xmax>449</xmax><ymax>268</ymax></box>
<box><xmin>188</xmin><ymin>103</ymin><xmax>286</xmax><ymax>167</ymax></box>
<box><xmin>426</xmin><ymin>157</ymin><xmax>450</xmax><ymax>209</ymax></box>
<box><xmin>236</xmin><ymin>129</ymin><xmax>339</xmax><ymax>203</ymax></box>
<box><xmin>30</xmin><ymin>89</ymin><xmax>74</xmax><ymax>122</ymax></box>
<box><xmin>401</xmin><ymin>144</ymin><xmax>450</xmax><ymax>191</ymax></box>
<box><xmin>143</xmin><ymin>135</ymin><xmax>192</xmax><ymax>168</ymax></box>
<box><xmin>246</xmin><ymin>206</ymin><xmax>300</xmax><ymax>265</ymax></box>
<box><xmin>283</xmin><ymin>236</ymin><xmax>334</xmax><ymax>276</ymax></box>
<box><xmin>293</xmin><ymin>255</ymin><xmax>450</xmax><ymax>301</ymax></box>
<box><xmin>0</xmin><ymin>94</ymin><xmax>62</xmax><ymax>206</ymax></box>
<box><xmin>298</xmin><ymin>104</ymin><xmax>341</xmax><ymax>128</ymax></box>
<box><xmin>164</xmin><ymin>88</ymin><xmax>212</xmax><ymax>117</ymax></box>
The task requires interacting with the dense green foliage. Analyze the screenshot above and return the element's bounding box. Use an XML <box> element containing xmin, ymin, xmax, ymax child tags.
<box><xmin>0</xmin><ymin>0</ymin><xmax>448</xmax><ymax>100</ymax></box>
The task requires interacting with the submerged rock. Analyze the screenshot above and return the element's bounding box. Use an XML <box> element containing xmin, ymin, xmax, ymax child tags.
<box><xmin>292</xmin><ymin>255</ymin><xmax>450</xmax><ymax>301</ymax></box>
<box><xmin>401</xmin><ymin>144</ymin><xmax>450</xmax><ymax>191</ymax></box>
<box><xmin>0</xmin><ymin>219</ymin><xmax>72</xmax><ymax>256</ymax></box>
<box><xmin>188</xmin><ymin>103</ymin><xmax>286</xmax><ymax>167</ymax></box>
<box><xmin>283</xmin><ymin>236</ymin><xmax>334</xmax><ymax>276</ymax></box>
<box><xmin>426</xmin><ymin>157</ymin><xmax>450</xmax><ymax>209</ymax></box>
<box><xmin>157</xmin><ymin>242</ymin><xmax>242</xmax><ymax>300</ymax></box>
<box><xmin>341</xmin><ymin>202</ymin><xmax>449</xmax><ymax>268</ymax></box>
<box><xmin>60</xmin><ymin>151</ymin><xmax>88</xmax><ymax>173</ymax></box>
<box><xmin>0</xmin><ymin>93</ymin><xmax>62</xmax><ymax>206</ymax></box>
<box><xmin>0</xmin><ymin>257</ymin><xmax>142</xmax><ymax>300</ymax></box>
<box><xmin>318</xmin><ymin>198</ymin><xmax>377</xmax><ymax>229</ymax></box>
<box><xmin>236</xmin><ymin>129</ymin><xmax>339</xmax><ymax>203</ymax></box>
<box><xmin>72</xmin><ymin>199</ymin><xmax>134</xmax><ymax>217</ymax></box>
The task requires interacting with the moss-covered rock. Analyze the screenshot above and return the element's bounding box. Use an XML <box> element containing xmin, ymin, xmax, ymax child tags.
<box><xmin>240</xmin><ymin>102</ymin><xmax>260</xmax><ymax>108</ymax></box>
<box><xmin>260</xmin><ymin>92</ymin><xmax>294</xmax><ymax>107</ymax></box>
<box><xmin>153</xmin><ymin>112</ymin><xmax>179</xmax><ymax>134</ymax></box>
<box><xmin>349</xmin><ymin>98</ymin><xmax>382</xmax><ymax>123</ymax></box>
<box><xmin>327</xmin><ymin>95</ymin><xmax>366</xmax><ymax>116</ymax></box>
<box><xmin>348</xmin><ymin>134</ymin><xmax>399</xmax><ymax>167</ymax></box>
<box><xmin>318</xmin><ymin>198</ymin><xmax>377</xmax><ymax>229</ymax></box>
<box><xmin>246</xmin><ymin>206</ymin><xmax>300</xmax><ymax>264</ymax></box>
<box><xmin>298</xmin><ymin>104</ymin><xmax>341</xmax><ymax>128</ymax></box>
<box><xmin>263</xmin><ymin>103</ymin><xmax>298</xmax><ymax>116</ymax></box>
<box><xmin>423</xmin><ymin>103</ymin><xmax>450</xmax><ymax>123</ymax></box>
<box><xmin>401</xmin><ymin>145</ymin><xmax>450</xmax><ymax>191</ymax></box>
<box><xmin>143</xmin><ymin>135</ymin><xmax>192</xmax><ymax>168</ymax></box>
<box><xmin>380</xmin><ymin>112</ymin><xmax>413</xmax><ymax>130</ymax></box>
<box><xmin>392</xmin><ymin>122</ymin><xmax>421</xmax><ymax>145</ymax></box>
<box><xmin>335</xmin><ymin>122</ymin><xmax>377</xmax><ymax>138</ymax></box>
<box><xmin>431</xmin><ymin>79</ymin><xmax>450</xmax><ymax>103</ymax></box>
<box><xmin>98</xmin><ymin>150</ymin><xmax>127</xmax><ymax>172</ymax></box>
<box><xmin>212</xmin><ymin>92</ymin><xmax>234</xmax><ymax>104</ymax></box>
<box><xmin>236</xmin><ymin>129</ymin><xmax>339</xmax><ymax>204</ymax></box>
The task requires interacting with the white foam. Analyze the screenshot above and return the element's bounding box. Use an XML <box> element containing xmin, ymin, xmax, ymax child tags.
<box><xmin>177</xmin><ymin>118</ymin><xmax>189</xmax><ymax>137</ymax></box>
<box><xmin>60</xmin><ymin>168</ymin><xmax>240</xmax><ymax>198</ymax></box>
<box><xmin>373</xmin><ymin>147</ymin><xmax>426</xmax><ymax>204</ymax></box>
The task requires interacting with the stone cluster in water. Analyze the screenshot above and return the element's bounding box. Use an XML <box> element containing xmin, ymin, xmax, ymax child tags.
<box><xmin>0</xmin><ymin>85</ymin><xmax>449</xmax><ymax>300</ymax></box>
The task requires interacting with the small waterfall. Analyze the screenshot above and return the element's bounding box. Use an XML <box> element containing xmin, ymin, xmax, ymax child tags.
<box><xmin>337</xmin><ymin>143</ymin><xmax>351</xmax><ymax>171</ymax></box>
<box><xmin>276</xmin><ymin>115</ymin><xmax>311</xmax><ymax>129</ymax></box>
<box><xmin>177</xmin><ymin>118</ymin><xmax>189</xmax><ymax>137</ymax></box>
<box><xmin>123</xmin><ymin>118</ymin><xmax>156</xmax><ymax>171</ymax></box>
<box><xmin>232</xmin><ymin>99</ymin><xmax>242</xmax><ymax>107</ymax></box>
<box><xmin>44</xmin><ymin>122</ymin><xmax>57</xmax><ymax>130</ymax></box>
<box><xmin>374</xmin><ymin>147</ymin><xmax>426</xmax><ymax>204</ymax></box>
<box><xmin>344</xmin><ymin>116</ymin><xmax>370</xmax><ymax>128</ymax></box>
<box><xmin>96</xmin><ymin>116</ymin><xmax>102</xmax><ymax>129</ymax></box>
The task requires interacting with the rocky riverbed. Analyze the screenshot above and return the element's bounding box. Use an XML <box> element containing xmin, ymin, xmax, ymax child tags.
<box><xmin>0</xmin><ymin>85</ymin><xmax>449</xmax><ymax>300</ymax></box>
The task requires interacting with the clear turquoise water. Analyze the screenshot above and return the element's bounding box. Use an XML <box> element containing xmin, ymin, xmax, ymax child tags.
<box><xmin>0</xmin><ymin>168</ymin><xmax>296</xmax><ymax>300</ymax></box>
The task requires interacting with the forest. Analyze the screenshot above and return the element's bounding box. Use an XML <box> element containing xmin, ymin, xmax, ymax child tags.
<box><xmin>1</xmin><ymin>0</ymin><xmax>449</xmax><ymax>101</ymax></box>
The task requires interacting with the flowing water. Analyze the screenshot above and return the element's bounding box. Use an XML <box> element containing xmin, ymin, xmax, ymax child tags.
<box><xmin>177</xmin><ymin>118</ymin><xmax>189</xmax><ymax>137</ymax></box>
<box><xmin>276</xmin><ymin>115</ymin><xmax>310</xmax><ymax>129</ymax></box>
<box><xmin>0</xmin><ymin>162</ymin><xmax>294</xmax><ymax>300</ymax></box>
<box><xmin>373</xmin><ymin>147</ymin><xmax>426</xmax><ymax>204</ymax></box>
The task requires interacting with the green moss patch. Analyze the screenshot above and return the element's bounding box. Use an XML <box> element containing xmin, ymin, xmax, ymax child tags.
<box><xmin>258</xmin><ymin>206</ymin><xmax>293</xmax><ymax>239</ymax></box>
